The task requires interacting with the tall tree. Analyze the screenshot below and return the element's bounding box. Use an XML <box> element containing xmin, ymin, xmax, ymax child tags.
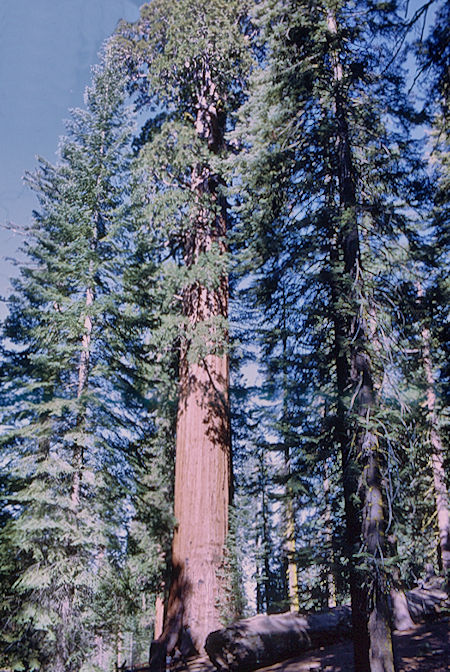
<box><xmin>0</xmin><ymin>47</ymin><xmax>155</xmax><ymax>672</ymax></box>
<box><xmin>231</xmin><ymin>0</ymin><xmax>426</xmax><ymax>669</ymax></box>
<box><xmin>413</xmin><ymin>0</ymin><xmax>450</xmax><ymax>577</ymax></box>
<box><xmin>117</xmin><ymin>0</ymin><xmax>251</xmax><ymax>659</ymax></box>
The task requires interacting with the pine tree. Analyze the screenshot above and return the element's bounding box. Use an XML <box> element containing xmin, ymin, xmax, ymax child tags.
<box><xmin>230</xmin><ymin>1</ymin><xmax>427</xmax><ymax>669</ymax></box>
<box><xmin>0</xmin><ymin>46</ymin><xmax>158</xmax><ymax>671</ymax></box>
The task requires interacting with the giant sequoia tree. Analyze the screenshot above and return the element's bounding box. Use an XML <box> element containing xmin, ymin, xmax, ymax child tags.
<box><xmin>117</xmin><ymin>0</ymin><xmax>250</xmax><ymax>658</ymax></box>
<box><xmin>0</xmin><ymin>2</ymin><xmax>448</xmax><ymax>671</ymax></box>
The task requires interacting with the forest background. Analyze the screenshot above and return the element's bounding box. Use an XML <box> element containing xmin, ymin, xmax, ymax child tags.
<box><xmin>0</xmin><ymin>1</ymin><xmax>448</xmax><ymax>672</ymax></box>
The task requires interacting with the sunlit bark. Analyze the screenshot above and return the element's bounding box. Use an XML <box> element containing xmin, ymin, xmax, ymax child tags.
<box><xmin>154</xmin><ymin>593</ymin><xmax>165</xmax><ymax>640</ymax></box>
<box><xmin>280</xmin><ymin>286</ymin><xmax>299</xmax><ymax>612</ymax></box>
<box><xmin>323</xmin><ymin>464</ymin><xmax>337</xmax><ymax>609</ymax></box>
<box><xmin>151</xmin><ymin>60</ymin><xmax>231</xmax><ymax>663</ymax></box>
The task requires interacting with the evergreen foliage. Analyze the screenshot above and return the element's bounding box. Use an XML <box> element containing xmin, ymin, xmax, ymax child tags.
<box><xmin>228</xmin><ymin>0</ymin><xmax>436</xmax><ymax>668</ymax></box>
<box><xmin>0</xmin><ymin>2</ymin><xmax>448</xmax><ymax>670</ymax></box>
<box><xmin>0</xmin><ymin>45</ymin><xmax>172</xmax><ymax>671</ymax></box>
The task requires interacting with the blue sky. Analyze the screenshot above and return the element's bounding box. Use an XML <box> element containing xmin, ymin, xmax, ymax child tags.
<box><xmin>0</xmin><ymin>0</ymin><xmax>142</xmax><ymax>317</ymax></box>
<box><xmin>0</xmin><ymin>0</ymin><xmax>438</xmax><ymax>320</ymax></box>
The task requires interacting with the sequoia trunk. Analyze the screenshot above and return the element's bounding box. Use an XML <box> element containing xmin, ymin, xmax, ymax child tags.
<box><xmin>151</xmin><ymin>63</ymin><xmax>231</xmax><ymax>663</ymax></box>
<box><xmin>169</xmin><ymin>346</ymin><xmax>230</xmax><ymax>652</ymax></box>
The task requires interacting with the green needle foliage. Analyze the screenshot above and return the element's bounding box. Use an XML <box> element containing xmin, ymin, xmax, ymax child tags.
<box><xmin>116</xmin><ymin>1</ymin><xmax>254</xmax><ymax>651</ymax></box>
<box><xmin>0</xmin><ymin>3</ymin><xmax>447</xmax><ymax>671</ymax></box>
<box><xmin>229</xmin><ymin>0</ymin><xmax>432</xmax><ymax>667</ymax></box>
<box><xmin>0</xmin><ymin>44</ymin><xmax>171</xmax><ymax>671</ymax></box>
<box><xmin>116</xmin><ymin>0</ymin><xmax>252</xmax><ymax>322</ymax></box>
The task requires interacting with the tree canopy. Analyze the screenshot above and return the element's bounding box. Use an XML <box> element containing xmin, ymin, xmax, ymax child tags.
<box><xmin>0</xmin><ymin>2</ymin><xmax>448</xmax><ymax>671</ymax></box>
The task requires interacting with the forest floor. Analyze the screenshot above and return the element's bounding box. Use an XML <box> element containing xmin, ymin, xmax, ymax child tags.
<box><xmin>180</xmin><ymin>616</ymin><xmax>449</xmax><ymax>672</ymax></box>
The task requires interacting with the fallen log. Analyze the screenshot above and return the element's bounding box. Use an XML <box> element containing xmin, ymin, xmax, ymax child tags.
<box><xmin>205</xmin><ymin>606</ymin><xmax>352</xmax><ymax>672</ymax></box>
<box><xmin>405</xmin><ymin>578</ymin><xmax>450</xmax><ymax>621</ymax></box>
<box><xmin>205</xmin><ymin>582</ymin><xmax>449</xmax><ymax>672</ymax></box>
<box><xmin>391</xmin><ymin>578</ymin><xmax>449</xmax><ymax>631</ymax></box>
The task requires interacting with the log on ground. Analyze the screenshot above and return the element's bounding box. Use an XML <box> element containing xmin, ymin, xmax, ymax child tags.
<box><xmin>205</xmin><ymin>606</ymin><xmax>352</xmax><ymax>672</ymax></box>
<box><xmin>205</xmin><ymin>582</ymin><xmax>450</xmax><ymax>672</ymax></box>
<box><xmin>405</xmin><ymin>578</ymin><xmax>450</xmax><ymax>621</ymax></box>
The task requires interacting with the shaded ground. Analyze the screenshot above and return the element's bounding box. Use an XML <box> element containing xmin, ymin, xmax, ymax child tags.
<box><xmin>127</xmin><ymin>618</ymin><xmax>448</xmax><ymax>672</ymax></box>
<box><xmin>192</xmin><ymin>618</ymin><xmax>448</xmax><ymax>672</ymax></box>
<box><xmin>256</xmin><ymin>618</ymin><xmax>449</xmax><ymax>672</ymax></box>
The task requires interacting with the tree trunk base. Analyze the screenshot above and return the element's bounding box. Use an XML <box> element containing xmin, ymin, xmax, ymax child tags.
<box><xmin>149</xmin><ymin>640</ymin><xmax>167</xmax><ymax>672</ymax></box>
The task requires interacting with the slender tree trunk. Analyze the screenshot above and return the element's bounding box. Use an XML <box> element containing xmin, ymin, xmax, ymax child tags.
<box><xmin>261</xmin><ymin>458</ymin><xmax>273</xmax><ymax>612</ymax></box>
<box><xmin>325</xmin><ymin>18</ymin><xmax>371</xmax><ymax>661</ymax></box>
<box><xmin>71</xmin><ymin>149</ymin><xmax>102</xmax><ymax>507</ymax></box>
<box><xmin>71</xmin><ymin>283</ymin><xmax>94</xmax><ymax>508</ymax></box>
<box><xmin>323</xmin><ymin>462</ymin><xmax>337</xmax><ymax>609</ymax></box>
<box><xmin>333</xmin><ymin>306</ymin><xmax>372</xmax><ymax>671</ymax></box>
<box><xmin>417</xmin><ymin>284</ymin><xmax>450</xmax><ymax>576</ymax></box>
<box><xmin>255</xmin><ymin>452</ymin><xmax>272</xmax><ymax>614</ymax></box>
<box><xmin>280</xmin><ymin>285</ymin><xmax>299</xmax><ymax>612</ymax></box>
<box><xmin>285</xmin><ymin>495</ymin><xmax>299</xmax><ymax>612</ymax></box>
<box><xmin>154</xmin><ymin>592</ymin><xmax>165</xmax><ymax>640</ymax></box>
<box><xmin>151</xmin><ymin>62</ymin><xmax>231</xmax><ymax>663</ymax></box>
<box><xmin>327</xmin><ymin>10</ymin><xmax>396</xmax><ymax>671</ymax></box>
<box><xmin>95</xmin><ymin>634</ymin><xmax>105</xmax><ymax>670</ymax></box>
<box><xmin>256</xmin><ymin>532</ymin><xmax>264</xmax><ymax>614</ymax></box>
<box><xmin>361</xmin><ymin>429</ymin><xmax>396</xmax><ymax>672</ymax></box>
<box><xmin>116</xmin><ymin>627</ymin><xmax>124</xmax><ymax>670</ymax></box>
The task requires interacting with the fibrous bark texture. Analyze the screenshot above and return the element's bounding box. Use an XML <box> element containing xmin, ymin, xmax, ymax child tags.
<box><xmin>205</xmin><ymin>607</ymin><xmax>353</xmax><ymax>672</ymax></box>
<box><xmin>169</xmin><ymin>350</ymin><xmax>231</xmax><ymax>653</ymax></box>
<box><xmin>150</xmin><ymin>63</ymin><xmax>231</xmax><ymax>664</ymax></box>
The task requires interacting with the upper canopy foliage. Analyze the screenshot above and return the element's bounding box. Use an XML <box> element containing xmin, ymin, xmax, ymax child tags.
<box><xmin>116</xmin><ymin>0</ymin><xmax>252</xmax><ymax>115</ymax></box>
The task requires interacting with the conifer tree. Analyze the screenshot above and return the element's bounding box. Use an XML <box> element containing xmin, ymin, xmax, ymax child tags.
<box><xmin>1</xmin><ymin>3</ymin><xmax>446</xmax><ymax>671</ymax></box>
<box><xmin>231</xmin><ymin>0</ymin><xmax>426</xmax><ymax>669</ymax></box>
<box><xmin>117</xmin><ymin>1</ymin><xmax>251</xmax><ymax>659</ymax></box>
<box><xmin>0</xmin><ymin>47</ymin><xmax>157</xmax><ymax>671</ymax></box>
<box><xmin>412</xmin><ymin>0</ymin><xmax>450</xmax><ymax>578</ymax></box>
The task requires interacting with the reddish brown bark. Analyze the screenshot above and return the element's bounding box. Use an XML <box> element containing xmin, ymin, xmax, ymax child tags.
<box><xmin>171</xmin><ymin>349</ymin><xmax>230</xmax><ymax>651</ymax></box>
<box><xmin>150</xmin><ymin>61</ymin><xmax>231</xmax><ymax>665</ymax></box>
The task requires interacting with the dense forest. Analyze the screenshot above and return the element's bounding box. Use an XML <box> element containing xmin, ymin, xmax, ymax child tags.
<box><xmin>0</xmin><ymin>1</ymin><xmax>448</xmax><ymax>671</ymax></box>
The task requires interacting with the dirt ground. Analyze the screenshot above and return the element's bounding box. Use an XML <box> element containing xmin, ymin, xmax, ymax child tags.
<box><xmin>127</xmin><ymin>618</ymin><xmax>448</xmax><ymax>672</ymax></box>
<box><xmin>256</xmin><ymin>618</ymin><xmax>449</xmax><ymax>672</ymax></box>
<box><xmin>182</xmin><ymin>617</ymin><xmax>448</xmax><ymax>672</ymax></box>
